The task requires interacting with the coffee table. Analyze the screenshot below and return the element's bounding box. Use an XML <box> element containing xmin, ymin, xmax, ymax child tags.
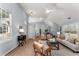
<box><xmin>47</xmin><ymin>41</ymin><xmax>59</xmax><ymax>50</ymax></box>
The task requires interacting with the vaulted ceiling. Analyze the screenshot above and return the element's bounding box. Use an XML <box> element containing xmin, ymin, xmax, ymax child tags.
<box><xmin>20</xmin><ymin>3</ymin><xmax>79</xmax><ymax>26</ymax></box>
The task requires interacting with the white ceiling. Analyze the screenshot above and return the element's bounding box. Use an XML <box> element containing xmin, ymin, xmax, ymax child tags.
<box><xmin>20</xmin><ymin>3</ymin><xmax>56</xmax><ymax>18</ymax></box>
<box><xmin>20</xmin><ymin>3</ymin><xmax>79</xmax><ymax>25</ymax></box>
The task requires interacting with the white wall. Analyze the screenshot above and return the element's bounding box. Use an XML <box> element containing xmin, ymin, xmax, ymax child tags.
<box><xmin>44</xmin><ymin>20</ymin><xmax>60</xmax><ymax>35</ymax></box>
<box><xmin>28</xmin><ymin>21</ymin><xmax>59</xmax><ymax>38</ymax></box>
<box><xmin>49</xmin><ymin>23</ymin><xmax>60</xmax><ymax>35</ymax></box>
<box><xmin>28</xmin><ymin>22</ymin><xmax>49</xmax><ymax>38</ymax></box>
<box><xmin>0</xmin><ymin>3</ymin><xmax>27</xmax><ymax>55</ymax></box>
<box><xmin>28</xmin><ymin>17</ymin><xmax>43</xmax><ymax>23</ymax></box>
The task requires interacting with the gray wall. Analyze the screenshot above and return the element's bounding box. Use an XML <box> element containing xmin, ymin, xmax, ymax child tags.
<box><xmin>0</xmin><ymin>3</ymin><xmax>27</xmax><ymax>55</ymax></box>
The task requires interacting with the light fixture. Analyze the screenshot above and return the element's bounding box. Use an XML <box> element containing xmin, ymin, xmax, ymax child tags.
<box><xmin>46</xmin><ymin>9</ymin><xmax>50</xmax><ymax>13</ymax></box>
<box><xmin>28</xmin><ymin>10</ymin><xmax>33</xmax><ymax>15</ymax></box>
<box><xmin>46</xmin><ymin>8</ymin><xmax>54</xmax><ymax>14</ymax></box>
<box><xmin>40</xmin><ymin>18</ymin><xmax>43</xmax><ymax>21</ymax></box>
<box><xmin>26</xmin><ymin>9</ymin><xmax>33</xmax><ymax>16</ymax></box>
<box><xmin>46</xmin><ymin>9</ymin><xmax>51</xmax><ymax>14</ymax></box>
<box><xmin>27</xmin><ymin>9</ymin><xmax>36</xmax><ymax>16</ymax></box>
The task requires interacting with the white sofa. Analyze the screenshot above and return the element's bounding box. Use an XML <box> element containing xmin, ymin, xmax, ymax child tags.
<box><xmin>57</xmin><ymin>38</ymin><xmax>79</xmax><ymax>52</ymax></box>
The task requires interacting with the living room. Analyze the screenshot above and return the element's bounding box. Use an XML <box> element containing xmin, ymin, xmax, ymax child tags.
<box><xmin>1</xmin><ymin>2</ymin><xmax>79</xmax><ymax>56</ymax></box>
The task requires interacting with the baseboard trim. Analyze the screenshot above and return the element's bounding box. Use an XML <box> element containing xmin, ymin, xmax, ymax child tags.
<box><xmin>1</xmin><ymin>44</ymin><xmax>18</xmax><ymax>56</ymax></box>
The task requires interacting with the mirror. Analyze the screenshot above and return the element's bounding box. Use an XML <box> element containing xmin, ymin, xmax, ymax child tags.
<box><xmin>0</xmin><ymin>8</ymin><xmax>12</xmax><ymax>40</ymax></box>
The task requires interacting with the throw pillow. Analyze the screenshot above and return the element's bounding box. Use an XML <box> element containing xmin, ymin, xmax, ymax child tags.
<box><xmin>67</xmin><ymin>38</ymin><xmax>74</xmax><ymax>44</ymax></box>
<box><xmin>76</xmin><ymin>39</ymin><xmax>79</xmax><ymax>42</ymax></box>
<box><xmin>74</xmin><ymin>39</ymin><xmax>79</xmax><ymax>44</ymax></box>
<box><xmin>60</xmin><ymin>34</ymin><xmax>65</xmax><ymax>39</ymax></box>
<box><xmin>75</xmin><ymin>42</ymin><xmax>79</xmax><ymax>45</ymax></box>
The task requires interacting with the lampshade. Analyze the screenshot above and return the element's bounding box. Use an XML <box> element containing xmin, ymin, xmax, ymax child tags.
<box><xmin>19</xmin><ymin>29</ymin><xmax>24</xmax><ymax>32</ymax></box>
<box><xmin>57</xmin><ymin>32</ymin><xmax>60</xmax><ymax>35</ymax></box>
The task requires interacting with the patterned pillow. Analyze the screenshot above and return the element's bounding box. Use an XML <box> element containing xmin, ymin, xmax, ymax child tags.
<box><xmin>76</xmin><ymin>39</ymin><xmax>79</xmax><ymax>42</ymax></box>
<box><xmin>60</xmin><ymin>34</ymin><xmax>65</xmax><ymax>39</ymax></box>
<box><xmin>76</xmin><ymin>42</ymin><xmax>79</xmax><ymax>45</ymax></box>
<box><xmin>67</xmin><ymin>38</ymin><xmax>74</xmax><ymax>44</ymax></box>
<box><xmin>74</xmin><ymin>39</ymin><xmax>79</xmax><ymax>44</ymax></box>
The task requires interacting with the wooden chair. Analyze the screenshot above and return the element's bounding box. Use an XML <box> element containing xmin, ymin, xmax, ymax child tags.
<box><xmin>33</xmin><ymin>41</ymin><xmax>52</xmax><ymax>56</ymax></box>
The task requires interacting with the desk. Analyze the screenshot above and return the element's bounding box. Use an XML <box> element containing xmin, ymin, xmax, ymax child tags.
<box><xmin>17</xmin><ymin>35</ymin><xmax>26</xmax><ymax>46</ymax></box>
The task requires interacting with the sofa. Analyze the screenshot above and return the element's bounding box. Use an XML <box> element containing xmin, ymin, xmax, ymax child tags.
<box><xmin>57</xmin><ymin>33</ymin><xmax>79</xmax><ymax>52</ymax></box>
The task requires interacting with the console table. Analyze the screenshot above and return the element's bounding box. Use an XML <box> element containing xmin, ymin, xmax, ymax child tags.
<box><xmin>17</xmin><ymin>35</ymin><xmax>26</xmax><ymax>46</ymax></box>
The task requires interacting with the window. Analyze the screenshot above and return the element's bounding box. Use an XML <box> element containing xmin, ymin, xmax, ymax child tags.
<box><xmin>0</xmin><ymin>8</ymin><xmax>12</xmax><ymax>41</ymax></box>
<box><xmin>62</xmin><ymin>23</ymin><xmax>79</xmax><ymax>34</ymax></box>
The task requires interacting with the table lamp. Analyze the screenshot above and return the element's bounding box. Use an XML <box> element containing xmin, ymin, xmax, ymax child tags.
<box><xmin>19</xmin><ymin>28</ymin><xmax>24</xmax><ymax>35</ymax></box>
<box><xmin>57</xmin><ymin>32</ymin><xmax>60</xmax><ymax>38</ymax></box>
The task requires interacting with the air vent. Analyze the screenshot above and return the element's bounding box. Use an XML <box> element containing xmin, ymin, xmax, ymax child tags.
<box><xmin>67</xmin><ymin>17</ymin><xmax>71</xmax><ymax>20</ymax></box>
